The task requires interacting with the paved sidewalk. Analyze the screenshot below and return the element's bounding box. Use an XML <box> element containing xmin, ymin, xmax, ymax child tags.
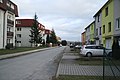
<box><xmin>56</xmin><ymin>47</ymin><xmax>120</xmax><ymax>77</ymax></box>
<box><xmin>0</xmin><ymin>47</ymin><xmax>54</xmax><ymax>60</ymax></box>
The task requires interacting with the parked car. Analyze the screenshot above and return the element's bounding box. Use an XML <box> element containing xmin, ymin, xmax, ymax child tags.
<box><xmin>74</xmin><ymin>45</ymin><xmax>81</xmax><ymax>49</ymax></box>
<box><xmin>80</xmin><ymin>45</ymin><xmax>112</xmax><ymax>57</ymax></box>
<box><xmin>70</xmin><ymin>44</ymin><xmax>74</xmax><ymax>48</ymax></box>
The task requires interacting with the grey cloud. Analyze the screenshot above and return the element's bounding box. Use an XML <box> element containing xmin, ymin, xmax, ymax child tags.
<box><xmin>13</xmin><ymin>0</ymin><xmax>108</xmax><ymax>41</ymax></box>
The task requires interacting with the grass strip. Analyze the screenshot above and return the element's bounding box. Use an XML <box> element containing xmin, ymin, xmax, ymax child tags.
<box><xmin>55</xmin><ymin>75</ymin><xmax>103</xmax><ymax>80</ymax></box>
<box><xmin>54</xmin><ymin>75</ymin><xmax>120</xmax><ymax>80</ymax></box>
<box><xmin>0</xmin><ymin>47</ymin><xmax>47</xmax><ymax>55</ymax></box>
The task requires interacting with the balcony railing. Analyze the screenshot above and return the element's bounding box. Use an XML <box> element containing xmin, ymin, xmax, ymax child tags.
<box><xmin>7</xmin><ymin>19</ymin><xmax>14</xmax><ymax>26</ymax></box>
<box><xmin>7</xmin><ymin>31</ymin><xmax>14</xmax><ymax>38</ymax></box>
<box><xmin>7</xmin><ymin>6</ymin><xmax>15</xmax><ymax>14</ymax></box>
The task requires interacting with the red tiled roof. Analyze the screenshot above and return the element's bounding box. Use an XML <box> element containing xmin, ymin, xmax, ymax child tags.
<box><xmin>16</xmin><ymin>19</ymin><xmax>46</xmax><ymax>31</ymax></box>
<box><xmin>16</xmin><ymin>19</ymin><xmax>34</xmax><ymax>27</ymax></box>
<box><xmin>0</xmin><ymin>0</ymin><xmax>19</xmax><ymax>17</ymax></box>
<box><xmin>45</xmin><ymin>29</ymin><xmax>51</xmax><ymax>34</ymax></box>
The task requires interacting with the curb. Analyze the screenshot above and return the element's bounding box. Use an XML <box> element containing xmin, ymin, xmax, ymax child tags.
<box><xmin>0</xmin><ymin>47</ymin><xmax>55</xmax><ymax>60</ymax></box>
<box><xmin>55</xmin><ymin>47</ymin><xmax>67</xmax><ymax>78</ymax></box>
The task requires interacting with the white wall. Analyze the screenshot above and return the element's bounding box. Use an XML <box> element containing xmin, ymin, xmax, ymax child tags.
<box><xmin>16</xmin><ymin>27</ymin><xmax>31</xmax><ymax>47</ymax></box>
<box><xmin>0</xmin><ymin>10</ymin><xmax>4</xmax><ymax>49</ymax></box>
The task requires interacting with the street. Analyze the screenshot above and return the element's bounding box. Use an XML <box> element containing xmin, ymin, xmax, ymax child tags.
<box><xmin>0</xmin><ymin>47</ymin><xmax>66</xmax><ymax>80</ymax></box>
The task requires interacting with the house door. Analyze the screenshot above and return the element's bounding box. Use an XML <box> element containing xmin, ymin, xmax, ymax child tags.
<box><xmin>106</xmin><ymin>39</ymin><xmax>112</xmax><ymax>49</ymax></box>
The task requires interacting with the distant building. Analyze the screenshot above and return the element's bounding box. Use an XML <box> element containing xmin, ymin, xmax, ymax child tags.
<box><xmin>42</xmin><ymin>29</ymin><xmax>51</xmax><ymax>44</ymax></box>
<box><xmin>15</xmin><ymin>19</ymin><xmax>45</xmax><ymax>47</ymax></box>
<box><xmin>0</xmin><ymin>0</ymin><xmax>18</xmax><ymax>49</ymax></box>
<box><xmin>85</xmin><ymin>21</ymin><xmax>95</xmax><ymax>44</ymax></box>
<box><xmin>81</xmin><ymin>31</ymin><xmax>86</xmax><ymax>45</ymax></box>
<box><xmin>85</xmin><ymin>25</ymin><xmax>90</xmax><ymax>44</ymax></box>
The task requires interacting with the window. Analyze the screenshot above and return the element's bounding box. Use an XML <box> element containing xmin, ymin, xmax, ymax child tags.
<box><xmin>17</xmin><ymin>41</ymin><xmax>21</xmax><ymax>43</ymax></box>
<box><xmin>7</xmin><ymin>15</ymin><xmax>11</xmax><ymax>19</ymax></box>
<box><xmin>17</xmin><ymin>34</ymin><xmax>21</xmax><ymax>38</ymax></box>
<box><xmin>96</xmin><ymin>28</ymin><xmax>98</xmax><ymax>36</ymax></box>
<box><xmin>91</xmin><ymin>25</ymin><xmax>93</xmax><ymax>30</ymax></box>
<box><xmin>11</xmin><ymin>4</ymin><xmax>14</xmax><ymax>9</ymax></box>
<box><xmin>7</xmin><ymin>1</ymin><xmax>10</xmax><ymax>7</ymax></box>
<box><xmin>105</xmin><ymin>7</ymin><xmax>108</xmax><ymax>16</ymax></box>
<box><xmin>7</xmin><ymin>27</ymin><xmax>11</xmax><ymax>32</ymax></box>
<box><xmin>103</xmin><ymin>25</ymin><xmax>105</xmax><ymax>34</ymax></box>
<box><xmin>99</xmin><ymin>27</ymin><xmax>101</xmax><ymax>35</ymax></box>
<box><xmin>17</xmin><ymin>27</ymin><xmax>21</xmax><ymax>31</ymax></box>
<box><xmin>85</xmin><ymin>46</ymin><xmax>96</xmax><ymax>49</ymax></box>
<box><xmin>98</xmin><ymin>14</ymin><xmax>100</xmax><ymax>22</ymax></box>
<box><xmin>116</xmin><ymin>18</ymin><xmax>120</xmax><ymax>29</ymax></box>
<box><xmin>7</xmin><ymin>39</ymin><xmax>10</xmax><ymax>44</ymax></box>
<box><xmin>0</xmin><ymin>0</ymin><xmax>3</xmax><ymax>3</ymax></box>
<box><xmin>108</xmin><ymin>22</ymin><xmax>111</xmax><ymax>32</ymax></box>
<box><xmin>16</xmin><ymin>21</ymin><xmax>21</xmax><ymax>24</ymax></box>
<box><xmin>96</xmin><ymin>46</ymin><xmax>104</xmax><ymax>49</ymax></box>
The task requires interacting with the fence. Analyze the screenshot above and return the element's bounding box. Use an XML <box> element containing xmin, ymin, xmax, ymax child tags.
<box><xmin>103</xmin><ymin>48</ymin><xmax>120</xmax><ymax>80</ymax></box>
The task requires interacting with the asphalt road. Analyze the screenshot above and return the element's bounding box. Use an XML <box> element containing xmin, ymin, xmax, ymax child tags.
<box><xmin>0</xmin><ymin>46</ymin><xmax>66</xmax><ymax>80</ymax></box>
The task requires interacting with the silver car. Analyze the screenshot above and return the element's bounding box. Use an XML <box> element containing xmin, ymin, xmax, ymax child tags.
<box><xmin>80</xmin><ymin>45</ymin><xmax>112</xmax><ymax>57</ymax></box>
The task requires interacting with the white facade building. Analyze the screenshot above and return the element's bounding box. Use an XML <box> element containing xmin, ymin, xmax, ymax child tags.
<box><xmin>16</xmin><ymin>19</ymin><xmax>46</xmax><ymax>47</ymax></box>
<box><xmin>0</xmin><ymin>0</ymin><xmax>18</xmax><ymax>49</ymax></box>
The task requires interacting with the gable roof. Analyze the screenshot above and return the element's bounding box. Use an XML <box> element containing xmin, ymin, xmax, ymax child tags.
<box><xmin>93</xmin><ymin>0</ymin><xmax>111</xmax><ymax>17</ymax></box>
<box><xmin>85</xmin><ymin>21</ymin><xmax>95</xmax><ymax>30</ymax></box>
<box><xmin>0</xmin><ymin>0</ymin><xmax>18</xmax><ymax>17</ymax></box>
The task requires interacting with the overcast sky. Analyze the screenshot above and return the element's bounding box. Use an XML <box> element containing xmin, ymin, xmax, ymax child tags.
<box><xmin>12</xmin><ymin>0</ymin><xmax>108</xmax><ymax>42</ymax></box>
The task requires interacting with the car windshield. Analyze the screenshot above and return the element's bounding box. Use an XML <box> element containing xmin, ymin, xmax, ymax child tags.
<box><xmin>0</xmin><ymin>0</ymin><xmax>120</xmax><ymax>80</ymax></box>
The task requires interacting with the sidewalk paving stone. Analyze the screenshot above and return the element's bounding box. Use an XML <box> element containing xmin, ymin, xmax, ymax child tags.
<box><xmin>57</xmin><ymin>64</ymin><xmax>103</xmax><ymax>76</ymax></box>
<box><xmin>56</xmin><ymin>47</ymin><xmax>120</xmax><ymax>77</ymax></box>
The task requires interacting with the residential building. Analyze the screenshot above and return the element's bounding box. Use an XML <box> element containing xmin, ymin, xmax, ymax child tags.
<box><xmin>90</xmin><ymin>21</ymin><xmax>95</xmax><ymax>44</ymax></box>
<box><xmin>93</xmin><ymin>10</ymin><xmax>102</xmax><ymax>45</ymax></box>
<box><xmin>16</xmin><ymin>19</ymin><xmax>45</xmax><ymax>47</ymax></box>
<box><xmin>85</xmin><ymin>25</ymin><xmax>90</xmax><ymax>44</ymax></box>
<box><xmin>113</xmin><ymin>0</ymin><xmax>120</xmax><ymax>45</ymax></box>
<box><xmin>101</xmin><ymin>0</ymin><xmax>114</xmax><ymax>49</ymax></box>
<box><xmin>81</xmin><ymin>31</ymin><xmax>86</xmax><ymax>45</ymax></box>
<box><xmin>0</xmin><ymin>0</ymin><xmax>18</xmax><ymax>49</ymax></box>
<box><xmin>42</xmin><ymin>29</ymin><xmax>51</xmax><ymax>44</ymax></box>
<box><xmin>85</xmin><ymin>21</ymin><xmax>95</xmax><ymax>45</ymax></box>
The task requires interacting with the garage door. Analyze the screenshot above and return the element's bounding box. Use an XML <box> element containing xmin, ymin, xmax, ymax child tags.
<box><xmin>106</xmin><ymin>39</ymin><xmax>112</xmax><ymax>49</ymax></box>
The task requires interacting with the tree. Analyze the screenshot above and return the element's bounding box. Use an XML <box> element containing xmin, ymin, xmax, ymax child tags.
<box><xmin>29</xmin><ymin>14</ymin><xmax>42</xmax><ymax>47</ymax></box>
<box><xmin>50</xmin><ymin>29</ymin><xmax>57</xmax><ymax>46</ymax></box>
<box><xmin>46</xmin><ymin>34</ymin><xmax>50</xmax><ymax>44</ymax></box>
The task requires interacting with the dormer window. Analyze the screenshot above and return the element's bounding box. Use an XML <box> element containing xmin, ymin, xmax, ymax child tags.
<box><xmin>0</xmin><ymin>0</ymin><xmax>2</xmax><ymax>3</ymax></box>
<box><xmin>11</xmin><ymin>4</ymin><xmax>14</xmax><ymax>9</ymax></box>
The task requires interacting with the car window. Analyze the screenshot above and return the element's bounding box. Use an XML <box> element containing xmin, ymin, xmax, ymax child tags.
<box><xmin>85</xmin><ymin>46</ymin><xmax>96</xmax><ymax>49</ymax></box>
<box><xmin>96</xmin><ymin>46</ymin><xmax>104</xmax><ymax>49</ymax></box>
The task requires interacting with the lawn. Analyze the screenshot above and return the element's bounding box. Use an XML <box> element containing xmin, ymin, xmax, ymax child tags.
<box><xmin>54</xmin><ymin>75</ymin><xmax>120</xmax><ymax>80</ymax></box>
<box><xmin>54</xmin><ymin>75</ymin><xmax>103</xmax><ymax>80</ymax></box>
<box><xmin>77</xmin><ymin>56</ymin><xmax>103</xmax><ymax>65</ymax></box>
<box><xmin>0</xmin><ymin>47</ymin><xmax>47</xmax><ymax>55</ymax></box>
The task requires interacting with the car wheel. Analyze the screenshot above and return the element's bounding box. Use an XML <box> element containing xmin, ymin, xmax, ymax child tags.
<box><xmin>108</xmin><ymin>52</ymin><xmax>112</xmax><ymax>57</ymax></box>
<box><xmin>86</xmin><ymin>52</ymin><xmax>92</xmax><ymax>57</ymax></box>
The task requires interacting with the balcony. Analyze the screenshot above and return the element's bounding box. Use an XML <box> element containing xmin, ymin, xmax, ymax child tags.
<box><xmin>7</xmin><ymin>19</ymin><xmax>14</xmax><ymax>26</ymax></box>
<box><xmin>7</xmin><ymin>6</ymin><xmax>15</xmax><ymax>14</ymax></box>
<box><xmin>7</xmin><ymin>31</ymin><xmax>14</xmax><ymax>38</ymax></box>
